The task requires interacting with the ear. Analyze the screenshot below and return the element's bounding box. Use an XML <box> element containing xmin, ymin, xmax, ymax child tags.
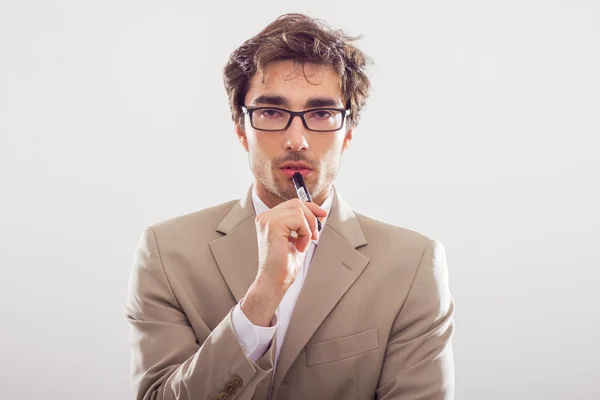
<box><xmin>235</xmin><ymin>121</ymin><xmax>249</xmax><ymax>152</ymax></box>
<box><xmin>342</xmin><ymin>126</ymin><xmax>353</xmax><ymax>152</ymax></box>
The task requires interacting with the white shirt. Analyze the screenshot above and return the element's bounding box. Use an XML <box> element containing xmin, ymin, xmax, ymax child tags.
<box><xmin>231</xmin><ymin>184</ymin><xmax>334</xmax><ymax>372</ymax></box>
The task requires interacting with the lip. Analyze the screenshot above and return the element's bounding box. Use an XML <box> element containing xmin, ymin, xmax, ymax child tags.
<box><xmin>280</xmin><ymin>167</ymin><xmax>312</xmax><ymax>178</ymax></box>
<box><xmin>280</xmin><ymin>162</ymin><xmax>312</xmax><ymax>169</ymax></box>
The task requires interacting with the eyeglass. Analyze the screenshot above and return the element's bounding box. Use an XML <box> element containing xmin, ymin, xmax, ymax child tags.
<box><xmin>241</xmin><ymin>106</ymin><xmax>351</xmax><ymax>132</ymax></box>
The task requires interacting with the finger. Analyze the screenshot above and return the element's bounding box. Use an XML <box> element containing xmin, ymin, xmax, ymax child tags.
<box><xmin>294</xmin><ymin>200</ymin><xmax>321</xmax><ymax>240</ymax></box>
<box><xmin>284</xmin><ymin>210</ymin><xmax>312</xmax><ymax>252</ymax></box>
<box><xmin>282</xmin><ymin>199</ymin><xmax>326</xmax><ymax>241</ymax></box>
<box><xmin>282</xmin><ymin>199</ymin><xmax>318</xmax><ymax>240</ymax></box>
<box><xmin>303</xmin><ymin>202</ymin><xmax>328</xmax><ymax>218</ymax></box>
<box><xmin>294</xmin><ymin>231</ymin><xmax>311</xmax><ymax>254</ymax></box>
<box><xmin>300</xmin><ymin>202</ymin><xmax>328</xmax><ymax>239</ymax></box>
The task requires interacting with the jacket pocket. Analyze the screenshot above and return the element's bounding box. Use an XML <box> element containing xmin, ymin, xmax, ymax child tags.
<box><xmin>306</xmin><ymin>328</ymin><xmax>379</xmax><ymax>366</ymax></box>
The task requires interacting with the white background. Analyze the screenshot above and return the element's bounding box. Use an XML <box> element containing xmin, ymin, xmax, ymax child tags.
<box><xmin>1</xmin><ymin>1</ymin><xmax>599</xmax><ymax>399</ymax></box>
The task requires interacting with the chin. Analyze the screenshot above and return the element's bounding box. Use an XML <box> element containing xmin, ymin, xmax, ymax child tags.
<box><xmin>276</xmin><ymin>183</ymin><xmax>298</xmax><ymax>201</ymax></box>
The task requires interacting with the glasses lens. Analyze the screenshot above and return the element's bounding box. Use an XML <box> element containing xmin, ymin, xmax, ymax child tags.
<box><xmin>304</xmin><ymin>109</ymin><xmax>343</xmax><ymax>131</ymax></box>
<box><xmin>250</xmin><ymin>108</ymin><xmax>344</xmax><ymax>131</ymax></box>
<box><xmin>251</xmin><ymin>108</ymin><xmax>291</xmax><ymax>131</ymax></box>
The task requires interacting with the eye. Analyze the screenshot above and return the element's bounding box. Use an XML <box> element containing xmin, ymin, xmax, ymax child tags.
<box><xmin>308</xmin><ymin>110</ymin><xmax>334</xmax><ymax>119</ymax></box>
<box><xmin>259</xmin><ymin>109</ymin><xmax>285</xmax><ymax>118</ymax></box>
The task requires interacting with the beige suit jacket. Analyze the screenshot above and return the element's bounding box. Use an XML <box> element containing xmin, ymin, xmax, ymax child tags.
<box><xmin>125</xmin><ymin>184</ymin><xmax>455</xmax><ymax>400</ymax></box>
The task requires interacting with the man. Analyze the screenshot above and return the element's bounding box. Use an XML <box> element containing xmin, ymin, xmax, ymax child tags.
<box><xmin>125</xmin><ymin>13</ymin><xmax>455</xmax><ymax>400</ymax></box>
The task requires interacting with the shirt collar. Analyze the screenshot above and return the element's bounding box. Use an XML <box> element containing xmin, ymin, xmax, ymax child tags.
<box><xmin>251</xmin><ymin>183</ymin><xmax>334</xmax><ymax>245</ymax></box>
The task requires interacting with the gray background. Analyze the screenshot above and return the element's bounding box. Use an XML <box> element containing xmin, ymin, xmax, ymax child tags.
<box><xmin>1</xmin><ymin>1</ymin><xmax>599</xmax><ymax>399</ymax></box>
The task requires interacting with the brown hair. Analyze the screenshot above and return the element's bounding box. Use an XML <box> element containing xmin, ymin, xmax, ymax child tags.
<box><xmin>223</xmin><ymin>13</ymin><xmax>372</xmax><ymax>128</ymax></box>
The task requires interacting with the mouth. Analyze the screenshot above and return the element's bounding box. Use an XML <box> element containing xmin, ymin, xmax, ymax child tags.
<box><xmin>279</xmin><ymin>166</ymin><xmax>313</xmax><ymax>178</ymax></box>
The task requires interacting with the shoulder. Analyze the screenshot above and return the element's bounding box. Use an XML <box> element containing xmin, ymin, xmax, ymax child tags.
<box><xmin>352</xmin><ymin>211</ymin><xmax>445</xmax><ymax>273</ymax></box>
<box><xmin>146</xmin><ymin>199</ymin><xmax>239</xmax><ymax>243</ymax></box>
<box><xmin>354</xmin><ymin>211</ymin><xmax>435</xmax><ymax>250</ymax></box>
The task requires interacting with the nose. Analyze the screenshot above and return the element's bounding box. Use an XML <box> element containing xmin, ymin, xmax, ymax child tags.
<box><xmin>284</xmin><ymin>114</ymin><xmax>309</xmax><ymax>151</ymax></box>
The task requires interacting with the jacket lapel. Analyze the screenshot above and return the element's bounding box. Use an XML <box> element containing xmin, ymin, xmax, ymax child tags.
<box><xmin>208</xmin><ymin>184</ymin><xmax>371</xmax><ymax>396</ymax></box>
<box><xmin>208</xmin><ymin>186</ymin><xmax>258</xmax><ymax>303</ymax></box>
<box><xmin>271</xmin><ymin>185</ymin><xmax>370</xmax><ymax>396</ymax></box>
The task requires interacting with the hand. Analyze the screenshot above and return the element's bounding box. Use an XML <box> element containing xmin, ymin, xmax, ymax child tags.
<box><xmin>255</xmin><ymin>198</ymin><xmax>327</xmax><ymax>291</ymax></box>
<box><xmin>240</xmin><ymin>198</ymin><xmax>327</xmax><ymax>327</ymax></box>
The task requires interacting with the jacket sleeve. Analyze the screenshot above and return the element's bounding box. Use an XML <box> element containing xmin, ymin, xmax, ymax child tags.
<box><xmin>125</xmin><ymin>227</ymin><xmax>276</xmax><ymax>400</ymax></box>
<box><xmin>376</xmin><ymin>239</ymin><xmax>455</xmax><ymax>400</ymax></box>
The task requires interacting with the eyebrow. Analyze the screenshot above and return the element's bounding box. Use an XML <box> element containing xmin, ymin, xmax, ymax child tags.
<box><xmin>250</xmin><ymin>94</ymin><xmax>343</xmax><ymax>109</ymax></box>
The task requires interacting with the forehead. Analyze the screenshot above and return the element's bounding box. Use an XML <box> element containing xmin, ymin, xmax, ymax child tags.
<box><xmin>245</xmin><ymin>60</ymin><xmax>344</xmax><ymax>107</ymax></box>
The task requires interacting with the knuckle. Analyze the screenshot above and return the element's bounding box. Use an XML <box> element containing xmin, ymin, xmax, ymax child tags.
<box><xmin>256</xmin><ymin>214</ymin><xmax>272</xmax><ymax>229</ymax></box>
<box><xmin>255</xmin><ymin>214</ymin><xmax>265</xmax><ymax>225</ymax></box>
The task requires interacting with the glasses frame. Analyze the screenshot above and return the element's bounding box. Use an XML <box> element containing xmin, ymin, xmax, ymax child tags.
<box><xmin>241</xmin><ymin>106</ymin><xmax>351</xmax><ymax>132</ymax></box>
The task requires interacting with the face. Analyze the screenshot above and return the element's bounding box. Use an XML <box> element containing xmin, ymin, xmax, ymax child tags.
<box><xmin>235</xmin><ymin>60</ymin><xmax>353</xmax><ymax>208</ymax></box>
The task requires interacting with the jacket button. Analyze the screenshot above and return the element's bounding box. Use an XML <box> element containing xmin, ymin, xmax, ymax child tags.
<box><xmin>225</xmin><ymin>383</ymin><xmax>236</xmax><ymax>394</ymax></box>
<box><xmin>232</xmin><ymin>376</ymin><xmax>243</xmax><ymax>388</ymax></box>
<box><xmin>262</xmin><ymin>378</ymin><xmax>269</xmax><ymax>383</ymax></box>
<box><xmin>217</xmin><ymin>393</ymin><xmax>230</xmax><ymax>400</ymax></box>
